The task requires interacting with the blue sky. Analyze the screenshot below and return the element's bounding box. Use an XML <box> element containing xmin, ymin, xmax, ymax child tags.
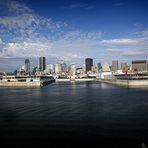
<box><xmin>0</xmin><ymin>0</ymin><xmax>148</xmax><ymax>71</ymax></box>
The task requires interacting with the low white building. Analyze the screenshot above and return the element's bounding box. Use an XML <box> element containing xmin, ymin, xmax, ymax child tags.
<box><xmin>100</xmin><ymin>72</ymin><xmax>113</xmax><ymax>79</ymax></box>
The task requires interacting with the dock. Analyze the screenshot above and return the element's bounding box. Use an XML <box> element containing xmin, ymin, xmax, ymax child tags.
<box><xmin>98</xmin><ymin>73</ymin><xmax>148</xmax><ymax>87</ymax></box>
<box><xmin>0</xmin><ymin>75</ymin><xmax>55</xmax><ymax>87</ymax></box>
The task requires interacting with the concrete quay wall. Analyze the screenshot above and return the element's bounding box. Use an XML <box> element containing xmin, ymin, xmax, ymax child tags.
<box><xmin>128</xmin><ymin>80</ymin><xmax>148</xmax><ymax>86</ymax></box>
<box><xmin>99</xmin><ymin>79</ymin><xmax>128</xmax><ymax>86</ymax></box>
<box><xmin>0</xmin><ymin>81</ymin><xmax>41</xmax><ymax>87</ymax></box>
<box><xmin>99</xmin><ymin>79</ymin><xmax>148</xmax><ymax>87</ymax></box>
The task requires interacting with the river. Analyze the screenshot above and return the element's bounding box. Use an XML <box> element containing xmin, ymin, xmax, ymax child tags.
<box><xmin>0</xmin><ymin>81</ymin><xmax>148</xmax><ymax>147</ymax></box>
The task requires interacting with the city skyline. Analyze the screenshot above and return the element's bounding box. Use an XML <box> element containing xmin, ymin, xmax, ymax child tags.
<box><xmin>10</xmin><ymin>57</ymin><xmax>148</xmax><ymax>75</ymax></box>
<box><xmin>0</xmin><ymin>0</ymin><xmax>148</xmax><ymax>71</ymax></box>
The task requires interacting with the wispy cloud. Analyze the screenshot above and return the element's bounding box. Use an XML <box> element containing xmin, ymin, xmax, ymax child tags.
<box><xmin>122</xmin><ymin>50</ymin><xmax>145</xmax><ymax>56</ymax></box>
<box><xmin>0</xmin><ymin>29</ymin><xmax>102</xmax><ymax>60</ymax></box>
<box><xmin>101</xmin><ymin>38</ymin><xmax>140</xmax><ymax>45</ymax></box>
<box><xmin>0</xmin><ymin>0</ymin><xmax>32</xmax><ymax>16</ymax></box>
<box><xmin>133</xmin><ymin>29</ymin><xmax>148</xmax><ymax>37</ymax></box>
<box><xmin>0</xmin><ymin>1</ymin><xmax>67</xmax><ymax>40</ymax></box>
<box><xmin>0</xmin><ymin>2</ymin><xmax>103</xmax><ymax>63</ymax></box>
<box><xmin>62</xmin><ymin>30</ymin><xmax>102</xmax><ymax>41</ymax></box>
<box><xmin>101</xmin><ymin>36</ymin><xmax>148</xmax><ymax>57</ymax></box>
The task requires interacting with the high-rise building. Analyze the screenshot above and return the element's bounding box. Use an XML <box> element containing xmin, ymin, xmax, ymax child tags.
<box><xmin>112</xmin><ymin>60</ymin><xmax>118</xmax><ymax>72</ymax></box>
<box><xmin>32</xmin><ymin>67</ymin><xmax>38</xmax><ymax>75</ymax></box>
<box><xmin>58</xmin><ymin>60</ymin><xmax>67</xmax><ymax>73</ymax></box>
<box><xmin>25</xmin><ymin>59</ymin><xmax>30</xmax><ymax>74</ymax></box>
<box><xmin>48</xmin><ymin>64</ymin><xmax>55</xmax><ymax>74</ymax></box>
<box><xmin>44</xmin><ymin>64</ymin><xmax>54</xmax><ymax>74</ymax></box>
<box><xmin>68</xmin><ymin>64</ymin><xmax>76</xmax><ymax>76</ymax></box>
<box><xmin>54</xmin><ymin>63</ymin><xmax>62</xmax><ymax>74</ymax></box>
<box><xmin>97</xmin><ymin>62</ymin><xmax>102</xmax><ymax>71</ymax></box>
<box><xmin>85</xmin><ymin>58</ymin><xmax>93</xmax><ymax>73</ymax></box>
<box><xmin>132</xmin><ymin>60</ymin><xmax>147</xmax><ymax>72</ymax></box>
<box><xmin>39</xmin><ymin>57</ymin><xmax>46</xmax><ymax>71</ymax></box>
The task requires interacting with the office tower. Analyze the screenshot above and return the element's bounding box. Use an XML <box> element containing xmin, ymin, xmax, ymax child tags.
<box><xmin>97</xmin><ymin>62</ymin><xmax>102</xmax><ymax>71</ymax></box>
<box><xmin>132</xmin><ymin>60</ymin><xmax>147</xmax><ymax>72</ymax></box>
<box><xmin>44</xmin><ymin>64</ymin><xmax>55</xmax><ymax>74</ymax></box>
<box><xmin>25</xmin><ymin>59</ymin><xmax>30</xmax><ymax>74</ymax></box>
<box><xmin>85</xmin><ymin>58</ymin><xmax>93</xmax><ymax>73</ymax></box>
<box><xmin>54</xmin><ymin>63</ymin><xmax>62</xmax><ymax>74</ymax></box>
<box><xmin>112</xmin><ymin>60</ymin><xmax>118</xmax><ymax>72</ymax></box>
<box><xmin>39</xmin><ymin>57</ymin><xmax>46</xmax><ymax>71</ymax></box>
<box><xmin>68</xmin><ymin>64</ymin><xmax>76</xmax><ymax>76</ymax></box>
<box><xmin>61</xmin><ymin>62</ymin><xmax>67</xmax><ymax>73</ymax></box>
<box><xmin>58</xmin><ymin>60</ymin><xmax>67</xmax><ymax>73</ymax></box>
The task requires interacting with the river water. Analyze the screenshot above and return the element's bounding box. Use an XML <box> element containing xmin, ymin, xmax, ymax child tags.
<box><xmin>0</xmin><ymin>81</ymin><xmax>148</xmax><ymax>147</ymax></box>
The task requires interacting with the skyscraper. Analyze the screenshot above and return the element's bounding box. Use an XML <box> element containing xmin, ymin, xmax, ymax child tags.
<box><xmin>85</xmin><ymin>58</ymin><xmax>93</xmax><ymax>73</ymax></box>
<box><xmin>112</xmin><ymin>60</ymin><xmax>118</xmax><ymax>72</ymax></box>
<box><xmin>39</xmin><ymin>57</ymin><xmax>46</xmax><ymax>71</ymax></box>
<box><xmin>54</xmin><ymin>63</ymin><xmax>62</xmax><ymax>74</ymax></box>
<box><xmin>97</xmin><ymin>62</ymin><xmax>102</xmax><ymax>71</ymax></box>
<box><xmin>25</xmin><ymin>59</ymin><xmax>30</xmax><ymax>74</ymax></box>
<box><xmin>58</xmin><ymin>60</ymin><xmax>67</xmax><ymax>73</ymax></box>
<box><xmin>68</xmin><ymin>64</ymin><xmax>76</xmax><ymax>76</ymax></box>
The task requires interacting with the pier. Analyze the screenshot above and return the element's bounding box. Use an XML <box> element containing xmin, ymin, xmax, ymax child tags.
<box><xmin>0</xmin><ymin>75</ymin><xmax>55</xmax><ymax>87</ymax></box>
<box><xmin>99</xmin><ymin>73</ymin><xmax>148</xmax><ymax>87</ymax></box>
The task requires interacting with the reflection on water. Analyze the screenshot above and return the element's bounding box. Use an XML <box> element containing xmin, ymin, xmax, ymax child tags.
<box><xmin>0</xmin><ymin>81</ymin><xmax>148</xmax><ymax>147</ymax></box>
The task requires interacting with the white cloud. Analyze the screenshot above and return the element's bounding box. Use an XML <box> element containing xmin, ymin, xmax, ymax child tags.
<box><xmin>62</xmin><ymin>30</ymin><xmax>102</xmax><ymax>41</ymax></box>
<box><xmin>8</xmin><ymin>41</ymin><xmax>53</xmax><ymax>57</ymax></box>
<box><xmin>0</xmin><ymin>14</ymin><xmax>67</xmax><ymax>38</ymax></box>
<box><xmin>0</xmin><ymin>29</ymin><xmax>102</xmax><ymax>61</ymax></box>
<box><xmin>1</xmin><ymin>31</ymin><xmax>148</xmax><ymax>62</ymax></box>
<box><xmin>133</xmin><ymin>29</ymin><xmax>148</xmax><ymax>37</ymax></box>
<box><xmin>122</xmin><ymin>50</ymin><xmax>145</xmax><ymax>56</ymax></box>
<box><xmin>0</xmin><ymin>0</ymin><xmax>32</xmax><ymax>15</ymax></box>
<box><xmin>105</xmin><ymin>48</ymin><xmax>122</xmax><ymax>52</ymax></box>
<box><xmin>101</xmin><ymin>38</ymin><xmax>140</xmax><ymax>45</ymax></box>
<box><xmin>101</xmin><ymin>37</ymin><xmax>148</xmax><ymax>57</ymax></box>
<box><xmin>0</xmin><ymin>1</ymin><xmax>67</xmax><ymax>39</ymax></box>
<box><xmin>0</xmin><ymin>38</ymin><xmax>7</xmax><ymax>54</ymax></box>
